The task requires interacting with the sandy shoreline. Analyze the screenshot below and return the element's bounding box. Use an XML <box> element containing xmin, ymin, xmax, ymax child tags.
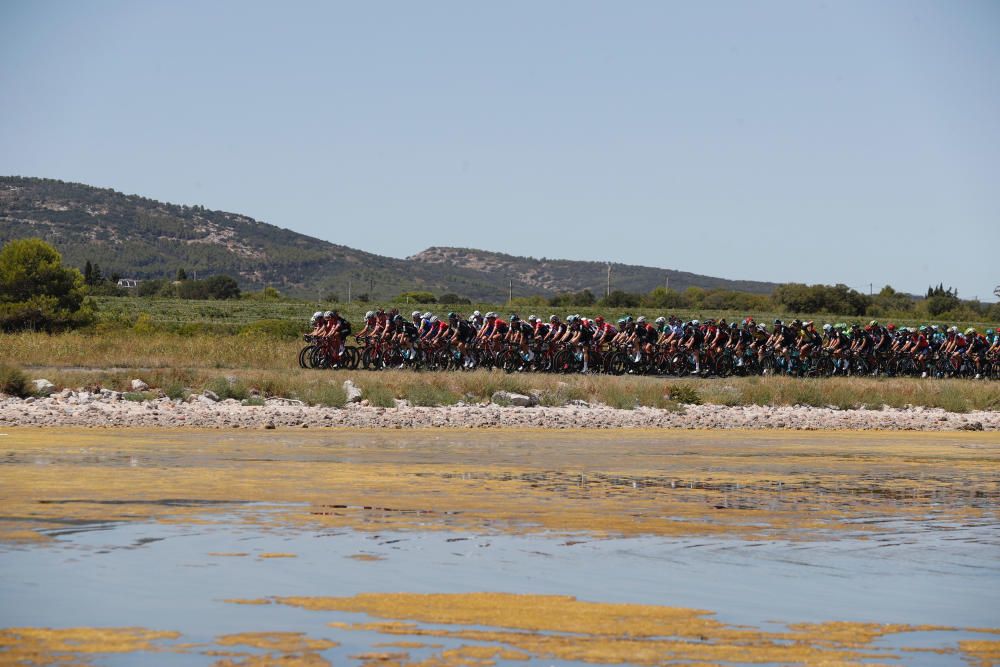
<box><xmin>1</xmin><ymin>389</ymin><xmax>995</xmax><ymax>430</ymax></box>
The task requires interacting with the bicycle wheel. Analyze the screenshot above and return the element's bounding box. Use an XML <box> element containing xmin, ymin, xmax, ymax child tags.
<box><xmin>298</xmin><ymin>344</ymin><xmax>312</xmax><ymax>369</ymax></box>
<box><xmin>715</xmin><ymin>353</ymin><xmax>733</xmax><ymax>378</ymax></box>
<box><xmin>606</xmin><ymin>351</ymin><xmax>627</xmax><ymax>376</ymax></box>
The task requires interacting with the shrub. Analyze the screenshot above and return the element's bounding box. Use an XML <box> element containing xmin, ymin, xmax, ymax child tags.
<box><xmin>204</xmin><ymin>376</ymin><xmax>249</xmax><ymax>401</ymax></box>
<box><xmin>297</xmin><ymin>383</ymin><xmax>346</xmax><ymax>408</ymax></box>
<box><xmin>406</xmin><ymin>383</ymin><xmax>459</xmax><ymax>406</ymax></box>
<box><xmin>0</xmin><ymin>364</ymin><xmax>30</xmax><ymax>397</ymax></box>
<box><xmin>359</xmin><ymin>383</ymin><xmax>395</xmax><ymax>407</ymax></box>
<box><xmin>163</xmin><ymin>382</ymin><xmax>189</xmax><ymax>400</ymax></box>
<box><xmin>665</xmin><ymin>383</ymin><xmax>702</xmax><ymax>405</ymax></box>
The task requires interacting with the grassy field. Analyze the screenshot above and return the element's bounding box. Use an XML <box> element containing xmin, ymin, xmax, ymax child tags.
<box><xmin>2</xmin><ymin>330</ymin><xmax>998</xmax><ymax>412</ymax></box>
<box><xmin>91</xmin><ymin>296</ymin><xmax>996</xmax><ymax>333</ymax></box>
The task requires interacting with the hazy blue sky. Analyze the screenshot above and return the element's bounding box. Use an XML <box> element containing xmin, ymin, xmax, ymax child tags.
<box><xmin>2</xmin><ymin>1</ymin><xmax>998</xmax><ymax>299</ymax></box>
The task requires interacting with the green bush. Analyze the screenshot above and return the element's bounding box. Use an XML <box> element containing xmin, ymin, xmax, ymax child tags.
<box><xmin>163</xmin><ymin>382</ymin><xmax>189</xmax><ymax>400</ymax></box>
<box><xmin>359</xmin><ymin>383</ymin><xmax>396</xmax><ymax>407</ymax></box>
<box><xmin>665</xmin><ymin>383</ymin><xmax>702</xmax><ymax>405</ymax></box>
<box><xmin>406</xmin><ymin>384</ymin><xmax>459</xmax><ymax>406</ymax></box>
<box><xmin>297</xmin><ymin>383</ymin><xmax>346</xmax><ymax>408</ymax></box>
<box><xmin>204</xmin><ymin>377</ymin><xmax>249</xmax><ymax>401</ymax></box>
<box><xmin>0</xmin><ymin>364</ymin><xmax>30</xmax><ymax>397</ymax></box>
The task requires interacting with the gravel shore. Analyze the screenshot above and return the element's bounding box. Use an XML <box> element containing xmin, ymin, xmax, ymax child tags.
<box><xmin>1</xmin><ymin>388</ymin><xmax>995</xmax><ymax>431</ymax></box>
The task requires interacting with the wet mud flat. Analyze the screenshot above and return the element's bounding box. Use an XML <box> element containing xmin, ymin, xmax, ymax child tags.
<box><xmin>1</xmin><ymin>428</ymin><xmax>999</xmax><ymax>665</ymax></box>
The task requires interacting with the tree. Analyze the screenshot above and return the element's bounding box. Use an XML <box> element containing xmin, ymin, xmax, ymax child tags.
<box><xmin>0</xmin><ymin>238</ymin><xmax>92</xmax><ymax>331</ymax></box>
<box><xmin>176</xmin><ymin>268</ymin><xmax>188</xmax><ymax>281</ymax></box>
<box><xmin>397</xmin><ymin>291</ymin><xmax>437</xmax><ymax>304</ymax></box>
<box><xmin>550</xmin><ymin>289</ymin><xmax>596</xmax><ymax>307</ymax></box>
<box><xmin>203</xmin><ymin>275</ymin><xmax>241</xmax><ymax>300</ymax></box>
<box><xmin>599</xmin><ymin>290</ymin><xmax>640</xmax><ymax>308</ymax></box>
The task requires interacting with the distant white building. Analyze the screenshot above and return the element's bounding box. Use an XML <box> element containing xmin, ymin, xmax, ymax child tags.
<box><xmin>117</xmin><ymin>279</ymin><xmax>139</xmax><ymax>289</ymax></box>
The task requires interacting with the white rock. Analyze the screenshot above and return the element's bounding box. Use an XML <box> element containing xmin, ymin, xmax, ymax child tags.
<box><xmin>491</xmin><ymin>391</ymin><xmax>537</xmax><ymax>407</ymax></box>
<box><xmin>202</xmin><ymin>390</ymin><xmax>220</xmax><ymax>402</ymax></box>
<box><xmin>131</xmin><ymin>379</ymin><xmax>149</xmax><ymax>391</ymax></box>
<box><xmin>33</xmin><ymin>379</ymin><xmax>56</xmax><ymax>396</ymax></box>
<box><xmin>343</xmin><ymin>379</ymin><xmax>363</xmax><ymax>403</ymax></box>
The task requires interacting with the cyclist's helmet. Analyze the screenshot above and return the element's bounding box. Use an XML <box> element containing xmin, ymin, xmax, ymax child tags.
<box><xmin>510</xmin><ymin>314</ymin><xmax>520</xmax><ymax>322</ymax></box>
<box><xmin>986</xmin><ymin>328</ymin><xmax>994</xmax><ymax>336</ymax></box>
<box><xmin>625</xmin><ymin>316</ymin><xmax>634</xmax><ymax>323</ymax></box>
<box><xmin>655</xmin><ymin>316</ymin><xmax>666</xmax><ymax>324</ymax></box>
<box><xmin>948</xmin><ymin>326</ymin><xmax>958</xmax><ymax>333</ymax></box>
<box><xmin>430</xmin><ymin>315</ymin><xmax>439</xmax><ymax>323</ymax></box>
<box><xmin>595</xmin><ymin>316</ymin><xmax>605</xmax><ymax>324</ymax></box>
<box><xmin>887</xmin><ymin>323</ymin><xmax>896</xmax><ymax>331</ymax></box>
<box><xmin>869</xmin><ymin>320</ymin><xmax>878</xmax><ymax>327</ymax></box>
<box><xmin>486</xmin><ymin>312</ymin><xmax>497</xmax><ymax>319</ymax></box>
<box><xmin>311</xmin><ymin>311</ymin><xmax>323</xmax><ymax>322</ymax></box>
<box><xmin>448</xmin><ymin>312</ymin><xmax>458</xmax><ymax>320</ymax></box>
<box><xmin>617</xmin><ymin>318</ymin><xmax>626</xmax><ymax>326</ymax></box>
<box><xmin>965</xmin><ymin>327</ymin><xmax>976</xmax><ymax>335</ymax></box>
<box><xmin>823</xmin><ymin>323</ymin><xmax>832</xmax><ymax>331</ymax></box>
<box><xmin>411</xmin><ymin>310</ymin><xmax>421</xmax><ymax>318</ymax></box>
<box><xmin>394</xmin><ymin>314</ymin><xmax>403</xmax><ymax>322</ymax></box>
<box><xmin>550</xmin><ymin>315</ymin><xmax>559</xmax><ymax>323</ymax></box>
<box><xmin>636</xmin><ymin>316</ymin><xmax>646</xmax><ymax>324</ymax></box>
<box><xmin>791</xmin><ymin>319</ymin><xmax>801</xmax><ymax>327</ymax></box>
<box><xmin>757</xmin><ymin>324</ymin><xmax>767</xmax><ymax>332</ymax></box>
<box><xmin>691</xmin><ymin>319</ymin><xmax>699</xmax><ymax>326</ymax></box>
<box><xmin>364</xmin><ymin>311</ymin><xmax>375</xmax><ymax>320</ymax></box>
<box><xmin>527</xmin><ymin>315</ymin><xmax>537</xmax><ymax>323</ymax></box>
<box><xmin>774</xmin><ymin>319</ymin><xmax>782</xmax><ymax>325</ymax></box>
<box><xmin>323</xmin><ymin>311</ymin><xmax>334</xmax><ymax>318</ymax></box>
<box><xmin>918</xmin><ymin>325</ymin><xmax>927</xmax><ymax>332</ymax></box>
<box><xmin>744</xmin><ymin>316</ymin><xmax>754</xmax><ymax>325</ymax></box>
<box><xmin>730</xmin><ymin>322</ymin><xmax>738</xmax><ymax>329</ymax></box>
<box><xmin>473</xmin><ymin>310</ymin><xmax>481</xmax><ymax>318</ymax></box>
<box><xmin>422</xmin><ymin>311</ymin><xmax>432</xmax><ymax>320</ymax></box>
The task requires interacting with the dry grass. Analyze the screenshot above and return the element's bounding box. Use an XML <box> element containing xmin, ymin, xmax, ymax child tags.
<box><xmin>2</xmin><ymin>331</ymin><xmax>998</xmax><ymax>410</ymax></box>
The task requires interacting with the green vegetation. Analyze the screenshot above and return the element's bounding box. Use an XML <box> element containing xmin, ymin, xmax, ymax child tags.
<box><xmin>0</xmin><ymin>238</ymin><xmax>94</xmax><ymax>332</ymax></box>
<box><xmin>397</xmin><ymin>291</ymin><xmax>438</xmax><ymax>304</ymax></box>
<box><xmin>0</xmin><ymin>364</ymin><xmax>30</xmax><ymax>398</ymax></box>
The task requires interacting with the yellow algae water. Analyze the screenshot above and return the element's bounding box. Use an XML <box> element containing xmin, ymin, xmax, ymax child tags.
<box><xmin>1</xmin><ymin>427</ymin><xmax>997</xmax><ymax>542</ymax></box>
<box><xmin>1</xmin><ymin>428</ymin><xmax>998</xmax><ymax>666</ymax></box>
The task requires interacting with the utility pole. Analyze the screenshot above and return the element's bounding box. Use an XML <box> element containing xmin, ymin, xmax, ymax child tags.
<box><xmin>606</xmin><ymin>264</ymin><xmax>612</xmax><ymax>298</ymax></box>
<box><xmin>869</xmin><ymin>283</ymin><xmax>873</xmax><ymax>296</ymax></box>
<box><xmin>665</xmin><ymin>276</ymin><xmax>670</xmax><ymax>292</ymax></box>
<box><xmin>508</xmin><ymin>279</ymin><xmax>513</xmax><ymax>304</ymax></box>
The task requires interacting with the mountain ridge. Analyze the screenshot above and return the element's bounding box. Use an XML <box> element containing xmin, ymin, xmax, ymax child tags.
<box><xmin>0</xmin><ymin>176</ymin><xmax>779</xmax><ymax>300</ymax></box>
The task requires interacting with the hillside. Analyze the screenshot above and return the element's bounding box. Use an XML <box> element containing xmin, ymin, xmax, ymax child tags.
<box><xmin>0</xmin><ymin>177</ymin><xmax>504</xmax><ymax>300</ymax></box>
<box><xmin>409</xmin><ymin>247</ymin><xmax>777</xmax><ymax>296</ymax></box>
<box><xmin>0</xmin><ymin>176</ymin><xmax>778</xmax><ymax>300</ymax></box>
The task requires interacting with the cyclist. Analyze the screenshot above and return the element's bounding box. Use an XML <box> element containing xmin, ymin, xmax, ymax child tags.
<box><xmin>965</xmin><ymin>328</ymin><xmax>986</xmax><ymax>379</ymax></box>
<box><xmin>508</xmin><ymin>314</ymin><xmax>535</xmax><ymax>364</ymax></box>
<box><xmin>566</xmin><ymin>315</ymin><xmax>593</xmax><ymax>373</ymax></box>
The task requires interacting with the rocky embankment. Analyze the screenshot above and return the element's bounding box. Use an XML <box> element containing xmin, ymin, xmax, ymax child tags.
<box><xmin>0</xmin><ymin>379</ymin><xmax>994</xmax><ymax>431</ymax></box>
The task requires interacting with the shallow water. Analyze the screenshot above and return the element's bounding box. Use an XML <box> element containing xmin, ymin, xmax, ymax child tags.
<box><xmin>1</xmin><ymin>428</ymin><xmax>999</xmax><ymax>665</ymax></box>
